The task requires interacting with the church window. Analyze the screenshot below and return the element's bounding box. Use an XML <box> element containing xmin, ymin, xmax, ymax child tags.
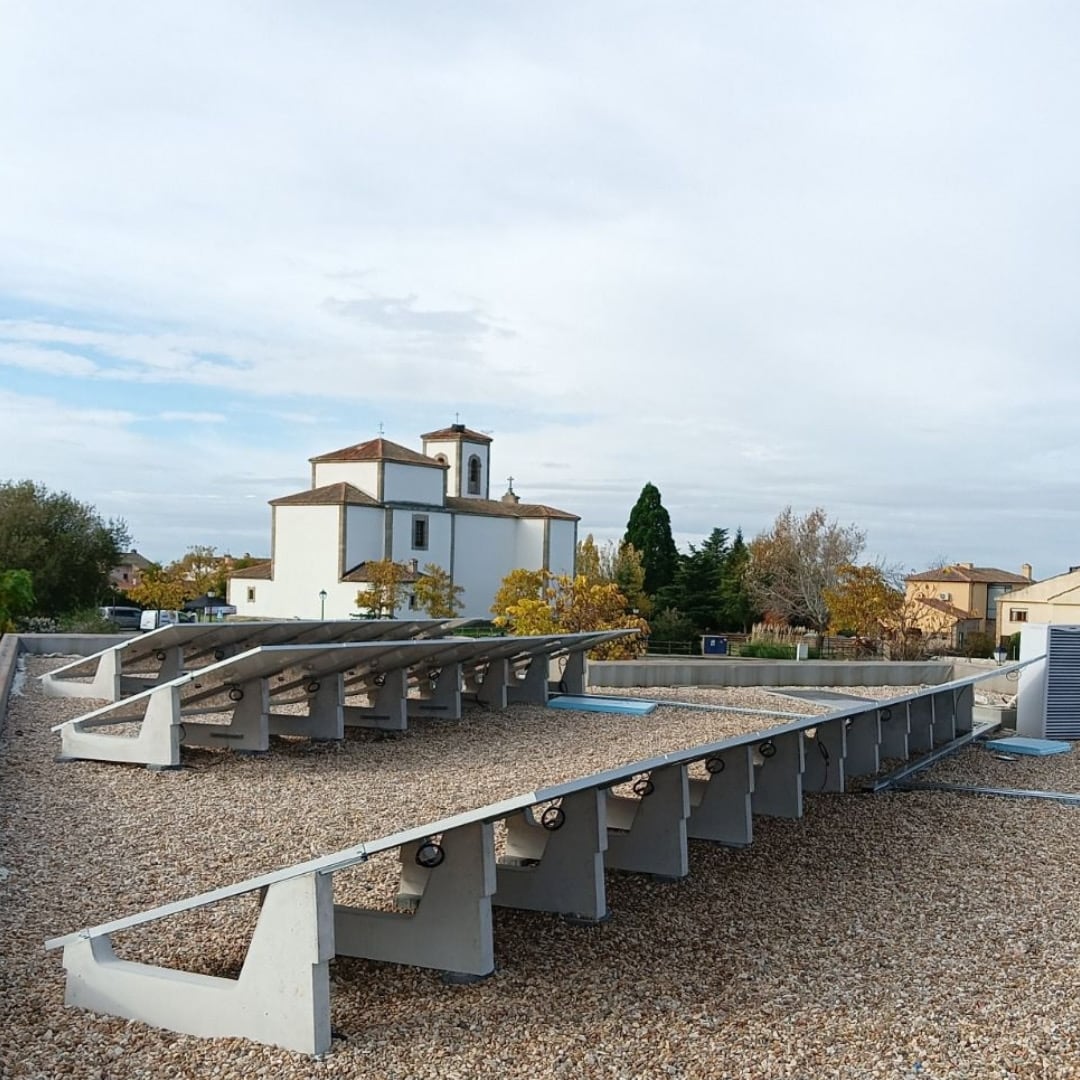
<box><xmin>467</xmin><ymin>454</ymin><xmax>482</xmax><ymax>495</ymax></box>
<box><xmin>412</xmin><ymin>514</ymin><xmax>429</xmax><ymax>550</ymax></box>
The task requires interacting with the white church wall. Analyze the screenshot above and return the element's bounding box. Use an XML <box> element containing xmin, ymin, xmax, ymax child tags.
<box><xmin>344</xmin><ymin>506</ymin><xmax>385</xmax><ymax>569</ymax></box>
<box><xmin>515</xmin><ymin>519</ymin><xmax>546</xmax><ymax>570</ymax></box>
<box><xmin>452</xmin><ymin>514</ymin><xmax>520</xmax><ymax>618</ymax></box>
<box><xmin>312</xmin><ymin>461</ymin><xmax>380</xmax><ymax>497</ymax></box>
<box><xmin>547</xmin><ymin>519</ymin><xmax>578</xmax><ymax>577</ymax></box>
<box><xmin>383</xmin><ymin>462</ymin><xmax>444</xmax><ymax>506</ymax></box>
<box><xmin>389</xmin><ymin>508</ymin><xmax>452</xmax><ymax>569</ymax></box>
<box><xmin>267</xmin><ymin>506</ymin><xmax>345</xmax><ymax>619</ymax></box>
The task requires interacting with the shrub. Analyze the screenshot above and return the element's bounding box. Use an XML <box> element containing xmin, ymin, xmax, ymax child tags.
<box><xmin>962</xmin><ymin>631</ymin><xmax>996</xmax><ymax>660</ymax></box>
<box><xmin>59</xmin><ymin>608</ymin><xmax>121</xmax><ymax>634</ymax></box>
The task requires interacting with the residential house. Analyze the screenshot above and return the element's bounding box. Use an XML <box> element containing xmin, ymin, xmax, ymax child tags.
<box><xmin>904</xmin><ymin>562</ymin><xmax>1034</xmax><ymax>648</ymax></box>
<box><xmin>997</xmin><ymin>565</ymin><xmax>1080</xmax><ymax>640</ymax></box>
<box><xmin>109</xmin><ymin>550</ymin><xmax>153</xmax><ymax>593</ymax></box>
<box><xmin>226</xmin><ymin>424</ymin><xmax>579</xmax><ymax>620</ymax></box>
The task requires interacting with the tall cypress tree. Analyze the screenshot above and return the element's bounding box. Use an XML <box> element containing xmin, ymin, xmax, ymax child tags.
<box><xmin>623</xmin><ymin>482</ymin><xmax>679</xmax><ymax>596</ymax></box>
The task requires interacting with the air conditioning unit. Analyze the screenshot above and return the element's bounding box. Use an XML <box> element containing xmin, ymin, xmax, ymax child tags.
<box><xmin>938</xmin><ymin>592</ymin><xmax>952</xmax><ymax>601</ymax></box>
<box><xmin>1017</xmin><ymin>624</ymin><xmax>1080</xmax><ymax>738</ymax></box>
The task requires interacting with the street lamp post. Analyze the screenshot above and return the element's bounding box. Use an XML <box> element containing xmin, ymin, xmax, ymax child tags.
<box><xmin>319</xmin><ymin>589</ymin><xmax>327</xmax><ymax>620</ymax></box>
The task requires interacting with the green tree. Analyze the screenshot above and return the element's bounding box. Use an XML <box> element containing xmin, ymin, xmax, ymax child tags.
<box><xmin>658</xmin><ymin>527</ymin><xmax>729</xmax><ymax>630</ymax></box>
<box><xmin>716</xmin><ymin>528</ymin><xmax>757</xmax><ymax>630</ymax></box>
<box><xmin>0</xmin><ymin>480</ymin><xmax>129</xmax><ymax>616</ymax></box>
<box><xmin>624</xmin><ymin>483</ymin><xmax>679</xmax><ymax>596</ymax></box>
<box><xmin>0</xmin><ymin>569</ymin><xmax>34</xmax><ymax>632</ymax></box>
<box><xmin>576</xmin><ymin>535</ymin><xmax>604</xmax><ymax>583</ymax></box>
<box><xmin>610</xmin><ymin>542</ymin><xmax>651</xmax><ymax>617</ymax></box>
<box><xmin>413</xmin><ymin>563</ymin><xmax>465</xmax><ymax>618</ymax></box>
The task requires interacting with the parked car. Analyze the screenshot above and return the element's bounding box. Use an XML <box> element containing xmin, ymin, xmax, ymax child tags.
<box><xmin>138</xmin><ymin>609</ymin><xmax>189</xmax><ymax>631</ymax></box>
<box><xmin>98</xmin><ymin>606</ymin><xmax>144</xmax><ymax>630</ymax></box>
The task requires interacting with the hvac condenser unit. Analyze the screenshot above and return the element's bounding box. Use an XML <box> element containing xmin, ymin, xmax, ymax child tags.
<box><xmin>1017</xmin><ymin>624</ymin><xmax>1080</xmax><ymax>738</ymax></box>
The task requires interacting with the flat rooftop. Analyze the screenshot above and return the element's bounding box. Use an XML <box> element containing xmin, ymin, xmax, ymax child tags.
<box><xmin>2</xmin><ymin>658</ymin><xmax>1078</xmax><ymax>1076</ymax></box>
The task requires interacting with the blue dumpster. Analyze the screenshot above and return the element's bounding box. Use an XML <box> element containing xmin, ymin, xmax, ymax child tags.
<box><xmin>702</xmin><ymin>635</ymin><xmax>728</xmax><ymax>656</ymax></box>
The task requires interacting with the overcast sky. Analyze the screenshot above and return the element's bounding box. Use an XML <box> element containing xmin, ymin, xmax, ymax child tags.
<box><xmin>2</xmin><ymin>2</ymin><xmax>1078</xmax><ymax>578</ymax></box>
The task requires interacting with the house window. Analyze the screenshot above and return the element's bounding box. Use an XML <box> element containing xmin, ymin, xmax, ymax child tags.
<box><xmin>412</xmin><ymin>514</ymin><xmax>428</xmax><ymax>550</ymax></box>
<box><xmin>408</xmin><ymin>593</ymin><xmax>418</xmax><ymax>610</ymax></box>
<box><xmin>246</xmin><ymin>587</ymin><xmax>256</xmax><ymax>603</ymax></box>
<box><xmin>467</xmin><ymin>454</ymin><xmax>481</xmax><ymax>494</ymax></box>
<box><xmin>1010</xmin><ymin>608</ymin><xmax>1028</xmax><ymax>622</ymax></box>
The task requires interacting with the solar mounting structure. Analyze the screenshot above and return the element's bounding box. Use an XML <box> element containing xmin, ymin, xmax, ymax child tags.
<box><xmin>51</xmin><ymin>630</ymin><xmax>631</xmax><ymax>767</ymax></box>
<box><xmin>41</xmin><ymin>618</ymin><xmax>481</xmax><ymax>702</ymax></box>
<box><xmin>45</xmin><ymin>662</ymin><xmax>1032</xmax><ymax>1054</ymax></box>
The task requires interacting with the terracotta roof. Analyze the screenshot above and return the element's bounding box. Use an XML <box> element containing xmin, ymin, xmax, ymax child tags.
<box><xmin>420</xmin><ymin>424</ymin><xmax>493</xmax><ymax>444</ymax></box>
<box><xmin>906</xmin><ymin>565</ymin><xmax>1032</xmax><ymax>585</ymax></box>
<box><xmin>914</xmin><ymin>596</ymin><xmax>975</xmax><ymax>621</ymax></box>
<box><xmin>270</xmin><ymin>482</ymin><xmax>380</xmax><ymax>508</ymax></box>
<box><xmin>342</xmin><ymin>561</ymin><xmax>425</xmax><ymax>584</ymax></box>
<box><xmin>229</xmin><ymin>561</ymin><xmax>273</xmax><ymax>579</ymax></box>
<box><xmin>309</xmin><ymin>437</ymin><xmax>447</xmax><ymax>469</ymax></box>
<box><xmin>444</xmin><ymin>496</ymin><xmax>579</xmax><ymax>521</ymax></box>
<box><xmin>116</xmin><ymin>550</ymin><xmax>154</xmax><ymax>570</ymax></box>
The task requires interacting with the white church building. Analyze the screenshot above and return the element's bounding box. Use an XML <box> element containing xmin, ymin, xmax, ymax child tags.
<box><xmin>227</xmin><ymin>424</ymin><xmax>579</xmax><ymax>620</ymax></box>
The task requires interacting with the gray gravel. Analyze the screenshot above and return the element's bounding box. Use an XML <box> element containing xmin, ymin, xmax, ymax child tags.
<box><xmin>2</xmin><ymin>658</ymin><xmax>1079</xmax><ymax>1078</ymax></box>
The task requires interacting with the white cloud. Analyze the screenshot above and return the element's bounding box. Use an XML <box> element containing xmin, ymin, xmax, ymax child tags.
<box><xmin>157</xmin><ymin>411</ymin><xmax>227</xmax><ymax>424</ymax></box>
<box><xmin>0</xmin><ymin>3</ymin><xmax>1078</xmax><ymax>575</ymax></box>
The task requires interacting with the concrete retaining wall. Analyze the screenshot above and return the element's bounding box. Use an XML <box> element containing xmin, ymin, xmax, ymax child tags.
<box><xmin>950</xmin><ymin>661</ymin><xmax>1020</xmax><ymax>697</ymax></box>
<box><xmin>589</xmin><ymin>658</ymin><xmax>954</xmax><ymax>688</ymax></box>
<box><xmin>0</xmin><ymin>635</ymin><xmax>20</xmax><ymax>734</ymax></box>
<box><xmin>0</xmin><ymin>634</ymin><xmax>129</xmax><ymax>732</ymax></box>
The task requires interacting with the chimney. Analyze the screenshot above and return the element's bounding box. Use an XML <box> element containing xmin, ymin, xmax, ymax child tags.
<box><xmin>957</xmin><ymin>562</ymin><xmax>974</xmax><ymax>569</ymax></box>
<box><xmin>1021</xmin><ymin>563</ymin><xmax>1033</xmax><ymax>580</ymax></box>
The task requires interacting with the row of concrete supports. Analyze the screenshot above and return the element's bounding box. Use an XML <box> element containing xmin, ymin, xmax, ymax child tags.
<box><xmin>57</xmin><ymin>652</ymin><xmax>588</xmax><ymax>767</ymax></box>
<box><xmin>57</xmin><ymin>684</ymin><xmax>974</xmax><ymax>1054</ymax></box>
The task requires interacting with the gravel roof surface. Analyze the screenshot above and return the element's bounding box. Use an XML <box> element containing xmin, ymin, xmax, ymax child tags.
<box><xmin>2</xmin><ymin>658</ymin><xmax>1079</xmax><ymax>1078</ymax></box>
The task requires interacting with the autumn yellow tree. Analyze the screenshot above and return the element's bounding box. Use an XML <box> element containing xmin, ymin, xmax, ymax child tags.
<box><xmin>413</xmin><ymin>564</ymin><xmax>465</xmax><ymax>618</ymax></box>
<box><xmin>576</xmin><ymin>535</ymin><xmax>604</xmax><ymax>583</ymax></box>
<box><xmin>355</xmin><ymin>560</ymin><xmax>412</xmax><ymax>618</ymax></box>
<box><xmin>128</xmin><ymin>564</ymin><xmax>189</xmax><ymax>611</ymax></box>
<box><xmin>490</xmin><ymin>568</ymin><xmax>554</xmax><ymax>625</ymax></box>
<box><xmin>824</xmin><ymin>564</ymin><xmax>903</xmax><ymax>638</ymax></box>
<box><xmin>491</xmin><ymin>568</ymin><xmax>648</xmax><ymax>658</ymax></box>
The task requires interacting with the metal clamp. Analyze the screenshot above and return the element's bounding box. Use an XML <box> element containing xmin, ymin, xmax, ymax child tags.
<box><xmin>540</xmin><ymin>805</ymin><xmax>565</xmax><ymax>831</ymax></box>
<box><xmin>759</xmin><ymin>739</ymin><xmax>777</xmax><ymax>759</ymax></box>
<box><xmin>305</xmin><ymin>680</ymin><xmax>321</xmax><ymax>694</ymax></box>
<box><xmin>213</xmin><ymin>649</ymin><xmax>226</xmax><ymax>661</ymax></box>
<box><xmin>227</xmin><ymin>686</ymin><xmax>244</xmax><ymax>702</ymax></box>
<box><xmin>705</xmin><ymin>755</ymin><xmax>725</xmax><ymax>775</ymax></box>
<box><xmin>155</xmin><ymin>651</ymin><xmax>167</xmax><ymax>662</ymax></box>
<box><xmin>415</xmin><ymin>840</ymin><xmax>445</xmax><ymax>868</ymax></box>
<box><xmin>372</xmin><ymin>672</ymin><xmax>386</xmax><ymax>687</ymax></box>
<box><xmin>632</xmin><ymin>775</ymin><xmax>654</xmax><ymax>797</ymax></box>
<box><xmin>880</xmin><ymin>707</ymin><xmax>892</xmax><ymax>722</ymax></box>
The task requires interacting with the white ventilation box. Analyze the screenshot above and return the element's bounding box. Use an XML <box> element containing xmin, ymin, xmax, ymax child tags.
<box><xmin>1017</xmin><ymin>624</ymin><xmax>1080</xmax><ymax>738</ymax></box>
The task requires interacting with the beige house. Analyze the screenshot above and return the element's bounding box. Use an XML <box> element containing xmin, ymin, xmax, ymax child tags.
<box><xmin>996</xmin><ymin>566</ymin><xmax>1080</xmax><ymax>640</ymax></box>
<box><xmin>904</xmin><ymin>562</ymin><xmax>1034</xmax><ymax>646</ymax></box>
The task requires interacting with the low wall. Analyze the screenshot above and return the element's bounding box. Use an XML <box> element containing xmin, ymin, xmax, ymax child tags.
<box><xmin>0</xmin><ymin>635</ymin><xmax>20</xmax><ymax>733</ymax></box>
<box><xmin>588</xmin><ymin>658</ymin><xmax>954</xmax><ymax>688</ymax></box>
<box><xmin>0</xmin><ymin>634</ymin><xmax>129</xmax><ymax>732</ymax></box>
<box><xmin>950</xmin><ymin>660</ymin><xmax>1021</xmax><ymax>697</ymax></box>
